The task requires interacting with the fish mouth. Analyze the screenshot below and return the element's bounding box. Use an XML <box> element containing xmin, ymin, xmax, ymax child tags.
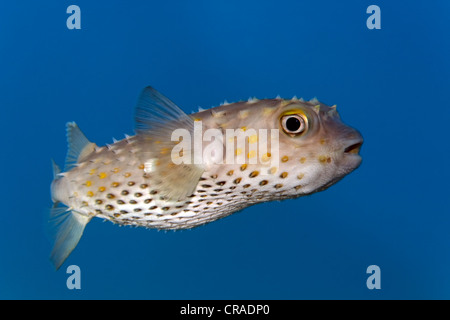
<box><xmin>344</xmin><ymin>141</ymin><xmax>363</xmax><ymax>155</ymax></box>
<box><xmin>341</xmin><ymin>137</ymin><xmax>363</xmax><ymax>171</ymax></box>
<box><xmin>338</xmin><ymin>138</ymin><xmax>363</xmax><ymax>174</ymax></box>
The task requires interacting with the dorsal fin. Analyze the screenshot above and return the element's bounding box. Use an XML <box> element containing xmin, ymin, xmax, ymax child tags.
<box><xmin>64</xmin><ymin>122</ymin><xmax>97</xmax><ymax>171</ymax></box>
<box><xmin>134</xmin><ymin>87</ymin><xmax>204</xmax><ymax>201</ymax></box>
<box><xmin>135</xmin><ymin>87</ymin><xmax>194</xmax><ymax>134</ymax></box>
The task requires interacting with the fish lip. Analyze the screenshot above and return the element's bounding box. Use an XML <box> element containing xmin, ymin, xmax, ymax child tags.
<box><xmin>344</xmin><ymin>141</ymin><xmax>363</xmax><ymax>155</ymax></box>
<box><xmin>341</xmin><ymin>137</ymin><xmax>363</xmax><ymax>170</ymax></box>
<box><xmin>342</xmin><ymin>130</ymin><xmax>364</xmax><ymax>156</ymax></box>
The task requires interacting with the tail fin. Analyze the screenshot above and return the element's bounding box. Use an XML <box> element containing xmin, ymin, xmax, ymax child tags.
<box><xmin>47</xmin><ymin>122</ymin><xmax>95</xmax><ymax>270</ymax></box>
<box><xmin>48</xmin><ymin>205</ymin><xmax>91</xmax><ymax>270</ymax></box>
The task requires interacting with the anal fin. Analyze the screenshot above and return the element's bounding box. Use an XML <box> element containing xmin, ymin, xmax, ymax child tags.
<box><xmin>51</xmin><ymin>159</ymin><xmax>61</xmax><ymax>178</ymax></box>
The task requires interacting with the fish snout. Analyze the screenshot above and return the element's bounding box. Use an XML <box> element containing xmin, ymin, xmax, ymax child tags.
<box><xmin>327</xmin><ymin>129</ymin><xmax>363</xmax><ymax>175</ymax></box>
<box><xmin>343</xmin><ymin>137</ymin><xmax>363</xmax><ymax>156</ymax></box>
<box><xmin>341</xmin><ymin>130</ymin><xmax>363</xmax><ymax>162</ymax></box>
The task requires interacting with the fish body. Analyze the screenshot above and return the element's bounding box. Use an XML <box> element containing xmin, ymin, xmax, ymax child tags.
<box><xmin>49</xmin><ymin>87</ymin><xmax>363</xmax><ymax>269</ymax></box>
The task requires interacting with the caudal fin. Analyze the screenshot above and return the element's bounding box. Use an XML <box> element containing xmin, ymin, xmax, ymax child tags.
<box><xmin>48</xmin><ymin>122</ymin><xmax>95</xmax><ymax>269</ymax></box>
<box><xmin>47</xmin><ymin>205</ymin><xmax>91</xmax><ymax>270</ymax></box>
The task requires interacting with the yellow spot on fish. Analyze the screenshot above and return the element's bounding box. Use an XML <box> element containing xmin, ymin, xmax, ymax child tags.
<box><xmin>99</xmin><ymin>172</ymin><xmax>107</xmax><ymax>179</ymax></box>
<box><xmin>280</xmin><ymin>172</ymin><xmax>288</xmax><ymax>179</ymax></box>
<box><xmin>211</xmin><ymin>110</ymin><xmax>226</xmax><ymax>118</ymax></box>
<box><xmin>263</xmin><ymin>107</ymin><xmax>275</xmax><ymax>116</ymax></box>
<box><xmin>194</xmin><ymin>118</ymin><xmax>201</xmax><ymax>122</ymax></box>
<box><xmin>297</xmin><ymin>173</ymin><xmax>304</xmax><ymax>180</ymax></box>
<box><xmin>160</xmin><ymin>148</ymin><xmax>170</xmax><ymax>155</ymax></box>
<box><xmin>89</xmin><ymin>169</ymin><xmax>96</xmax><ymax>175</ymax></box>
<box><xmin>320</xmin><ymin>139</ymin><xmax>327</xmax><ymax>145</ymax></box>
<box><xmin>281</xmin><ymin>156</ymin><xmax>289</xmax><ymax>162</ymax></box>
<box><xmin>85</xmin><ymin>180</ymin><xmax>92</xmax><ymax>187</ymax></box>
<box><xmin>248</xmin><ymin>135</ymin><xmax>258</xmax><ymax>144</ymax></box>
<box><xmin>167</xmin><ymin>162</ymin><xmax>176</xmax><ymax>169</ymax></box>
<box><xmin>241</xmin><ymin>126</ymin><xmax>247</xmax><ymax>132</ymax></box>
<box><xmin>247</xmin><ymin>150</ymin><xmax>256</xmax><ymax>159</ymax></box>
<box><xmin>87</xmin><ymin>191</ymin><xmax>94</xmax><ymax>197</ymax></box>
<box><xmin>112</xmin><ymin>182</ymin><xmax>120</xmax><ymax>187</ymax></box>
<box><xmin>270</xmin><ymin>167</ymin><xmax>278</xmax><ymax>175</ymax></box>
<box><xmin>238</xmin><ymin>110</ymin><xmax>250</xmax><ymax>119</ymax></box>
<box><xmin>236</xmin><ymin>148</ymin><xmax>242</xmax><ymax>156</ymax></box>
<box><xmin>98</xmin><ymin>186</ymin><xmax>106</xmax><ymax>192</ymax></box>
<box><xmin>300</xmin><ymin>157</ymin><xmax>306</xmax><ymax>163</ymax></box>
<box><xmin>261</xmin><ymin>153</ymin><xmax>272</xmax><ymax>162</ymax></box>
<box><xmin>138</xmin><ymin>164</ymin><xmax>145</xmax><ymax>170</ymax></box>
<box><xmin>240</xmin><ymin>164</ymin><xmax>248</xmax><ymax>171</ymax></box>
<box><xmin>249</xmin><ymin>171</ymin><xmax>259</xmax><ymax>178</ymax></box>
<box><xmin>113</xmin><ymin>167</ymin><xmax>121</xmax><ymax>173</ymax></box>
<box><xmin>318</xmin><ymin>155</ymin><xmax>328</xmax><ymax>164</ymax></box>
<box><xmin>124</xmin><ymin>172</ymin><xmax>132</xmax><ymax>178</ymax></box>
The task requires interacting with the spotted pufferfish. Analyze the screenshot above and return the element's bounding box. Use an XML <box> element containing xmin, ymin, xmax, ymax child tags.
<box><xmin>49</xmin><ymin>86</ymin><xmax>363</xmax><ymax>269</ymax></box>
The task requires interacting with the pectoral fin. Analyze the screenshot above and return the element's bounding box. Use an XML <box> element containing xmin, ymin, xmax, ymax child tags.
<box><xmin>134</xmin><ymin>87</ymin><xmax>204</xmax><ymax>201</ymax></box>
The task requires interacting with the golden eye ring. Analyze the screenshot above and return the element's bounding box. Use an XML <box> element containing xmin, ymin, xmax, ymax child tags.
<box><xmin>280</xmin><ymin>114</ymin><xmax>307</xmax><ymax>135</ymax></box>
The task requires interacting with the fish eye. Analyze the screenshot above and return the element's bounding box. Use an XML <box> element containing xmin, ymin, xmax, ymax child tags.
<box><xmin>280</xmin><ymin>114</ymin><xmax>307</xmax><ymax>135</ymax></box>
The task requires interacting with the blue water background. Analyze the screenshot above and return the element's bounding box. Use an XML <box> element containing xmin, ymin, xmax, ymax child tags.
<box><xmin>0</xmin><ymin>0</ymin><xmax>449</xmax><ymax>299</ymax></box>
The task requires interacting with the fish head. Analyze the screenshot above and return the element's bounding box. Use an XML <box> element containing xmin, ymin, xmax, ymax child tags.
<box><xmin>181</xmin><ymin>96</ymin><xmax>363</xmax><ymax>201</ymax></box>
<box><xmin>267</xmin><ymin>99</ymin><xmax>363</xmax><ymax>195</ymax></box>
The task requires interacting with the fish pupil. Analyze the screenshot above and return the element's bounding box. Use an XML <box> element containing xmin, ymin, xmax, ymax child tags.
<box><xmin>286</xmin><ymin>117</ymin><xmax>301</xmax><ymax>132</ymax></box>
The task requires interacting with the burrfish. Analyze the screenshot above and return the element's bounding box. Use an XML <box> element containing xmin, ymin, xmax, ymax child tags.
<box><xmin>49</xmin><ymin>87</ymin><xmax>363</xmax><ymax>269</ymax></box>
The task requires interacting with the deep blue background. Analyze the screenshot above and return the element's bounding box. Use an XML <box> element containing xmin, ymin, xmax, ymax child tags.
<box><xmin>0</xmin><ymin>0</ymin><xmax>449</xmax><ymax>299</ymax></box>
